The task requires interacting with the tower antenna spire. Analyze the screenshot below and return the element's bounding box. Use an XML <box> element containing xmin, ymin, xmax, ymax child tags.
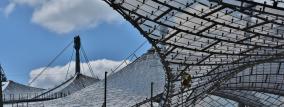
<box><xmin>74</xmin><ymin>36</ymin><xmax>81</xmax><ymax>75</ymax></box>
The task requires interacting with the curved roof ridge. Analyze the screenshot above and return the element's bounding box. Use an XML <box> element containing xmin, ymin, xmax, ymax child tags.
<box><xmin>34</xmin><ymin>73</ymin><xmax>99</xmax><ymax>99</ymax></box>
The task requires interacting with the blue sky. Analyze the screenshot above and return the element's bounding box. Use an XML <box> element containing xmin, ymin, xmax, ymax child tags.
<box><xmin>0</xmin><ymin>0</ymin><xmax>150</xmax><ymax>86</ymax></box>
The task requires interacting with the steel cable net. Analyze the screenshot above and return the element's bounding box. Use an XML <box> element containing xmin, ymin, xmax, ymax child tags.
<box><xmin>104</xmin><ymin>0</ymin><xmax>284</xmax><ymax>106</ymax></box>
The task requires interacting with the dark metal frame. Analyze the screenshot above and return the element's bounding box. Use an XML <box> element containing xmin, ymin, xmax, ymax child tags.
<box><xmin>104</xmin><ymin>0</ymin><xmax>284</xmax><ymax>106</ymax></box>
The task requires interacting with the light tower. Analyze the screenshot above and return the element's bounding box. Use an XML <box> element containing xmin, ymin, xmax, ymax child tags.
<box><xmin>74</xmin><ymin>36</ymin><xmax>81</xmax><ymax>75</ymax></box>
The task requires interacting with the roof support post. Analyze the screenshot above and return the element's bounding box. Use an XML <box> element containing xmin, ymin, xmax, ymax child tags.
<box><xmin>103</xmin><ymin>71</ymin><xmax>108</xmax><ymax>107</ymax></box>
<box><xmin>151</xmin><ymin>82</ymin><xmax>153</xmax><ymax>107</ymax></box>
<box><xmin>0</xmin><ymin>65</ymin><xmax>3</xmax><ymax>107</ymax></box>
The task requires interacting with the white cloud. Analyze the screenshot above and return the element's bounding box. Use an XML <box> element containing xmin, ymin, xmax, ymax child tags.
<box><xmin>4</xmin><ymin>0</ymin><xmax>122</xmax><ymax>33</ymax></box>
<box><xmin>4</xmin><ymin>3</ymin><xmax>15</xmax><ymax>17</ymax></box>
<box><xmin>4</xmin><ymin>0</ymin><xmax>47</xmax><ymax>16</ymax></box>
<box><xmin>10</xmin><ymin>0</ymin><xmax>46</xmax><ymax>6</ymax></box>
<box><xmin>29</xmin><ymin>59</ymin><xmax>129</xmax><ymax>89</ymax></box>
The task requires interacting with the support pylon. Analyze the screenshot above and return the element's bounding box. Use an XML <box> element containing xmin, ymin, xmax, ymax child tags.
<box><xmin>74</xmin><ymin>36</ymin><xmax>81</xmax><ymax>75</ymax></box>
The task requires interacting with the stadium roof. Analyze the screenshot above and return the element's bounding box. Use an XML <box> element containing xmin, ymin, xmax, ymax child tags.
<box><xmin>2</xmin><ymin>80</ymin><xmax>44</xmax><ymax>101</ymax></box>
<box><xmin>104</xmin><ymin>0</ymin><xmax>284</xmax><ymax>106</ymax></box>
<box><xmin>35</xmin><ymin>73</ymin><xmax>99</xmax><ymax>98</ymax></box>
<box><xmin>29</xmin><ymin>51</ymin><xmax>166</xmax><ymax>107</ymax></box>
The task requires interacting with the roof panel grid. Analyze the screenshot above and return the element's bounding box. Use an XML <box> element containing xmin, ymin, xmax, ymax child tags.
<box><xmin>104</xmin><ymin>0</ymin><xmax>284</xmax><ymax>106</ymax></box>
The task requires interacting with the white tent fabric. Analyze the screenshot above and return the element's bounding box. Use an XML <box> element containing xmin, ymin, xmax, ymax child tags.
<box><xmin>29</xmin><ymin>52</ymin><xmax>165</xmax><ymax>107</ymax></box>
<box><xmin>2</xmin><ymin>80</ymin><xmax>44</xmax><ymax>101</ymax></box>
